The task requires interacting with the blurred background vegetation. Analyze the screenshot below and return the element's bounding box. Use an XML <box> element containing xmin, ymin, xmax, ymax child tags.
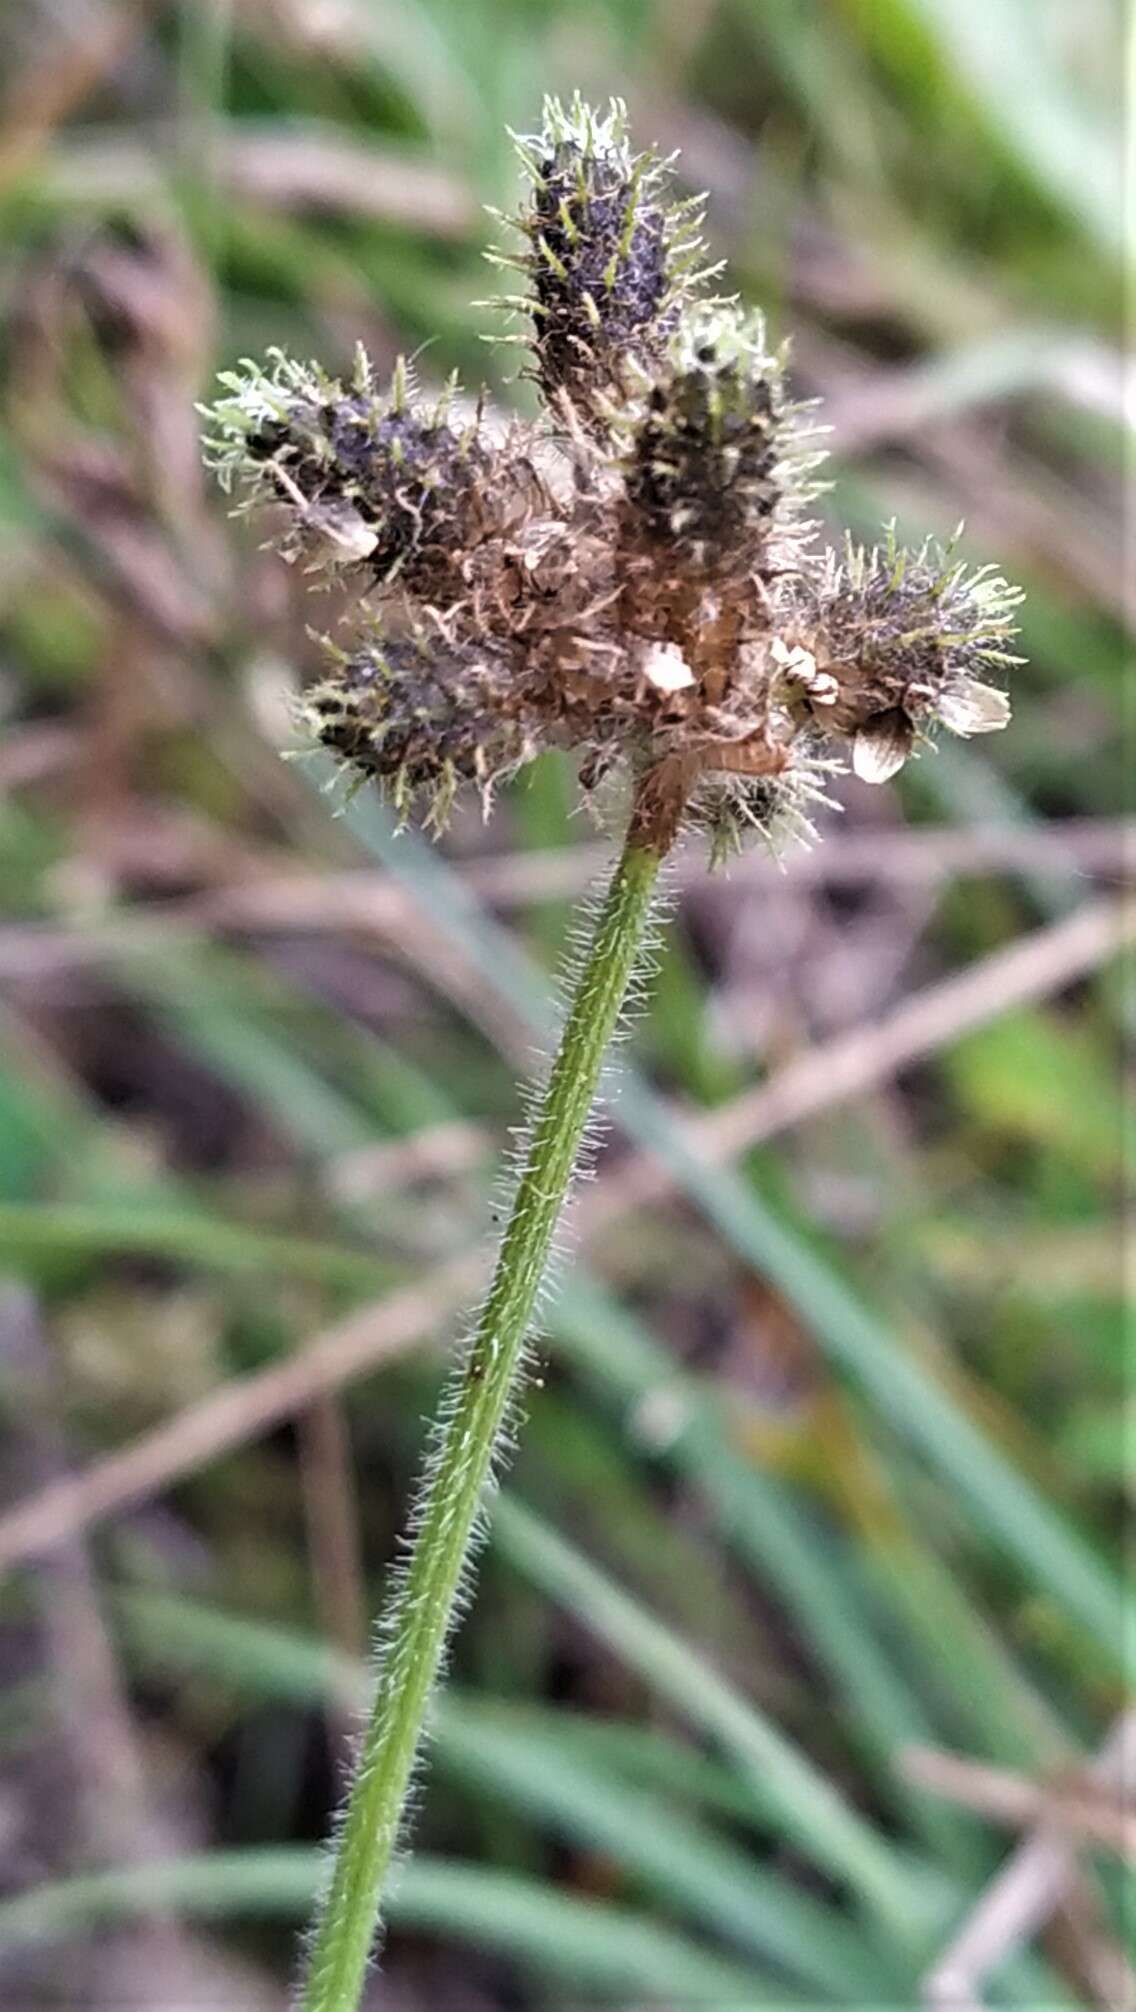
<box><xmin>0</xmin><ymin>2</ymin><xmax>1129</xmax><ymax>2007</ymax></box>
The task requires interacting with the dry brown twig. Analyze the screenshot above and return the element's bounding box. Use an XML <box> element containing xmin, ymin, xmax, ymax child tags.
<box><xmin>915</xmin><ymin>1713</ymin><xmax>1136</xmax><ymax>2012</ymax></box>
<box><xmin>0</xmin><ymin>1284</ymin><xmax>210</xmax><ymax>2007</ymax></box>
<box><xmin>901</xmin><ymin>1744</ymin><xmax>1136</xmax><ymax>1858</ymax></box>
<box><xmin>0</xmin><ymin>1250</ymin><xmax>486</xmax><ymax>1571</ymax></box>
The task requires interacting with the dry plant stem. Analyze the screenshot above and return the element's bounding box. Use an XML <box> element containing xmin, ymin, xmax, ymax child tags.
<box><xmin>299</xmin><ymin>820</ymin><xmax>666</xmax><ymax>2012</ymax></box>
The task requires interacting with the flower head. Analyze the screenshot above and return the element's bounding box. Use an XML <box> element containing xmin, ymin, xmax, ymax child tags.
<box><xmin>202</xmin><ymin>103</ymin><xmax>1021</xmax><ymax>858</ymax></box>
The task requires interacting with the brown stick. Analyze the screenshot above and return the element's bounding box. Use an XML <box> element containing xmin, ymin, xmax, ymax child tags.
<box><xmin>920</xmin><ymin>1714</ymin><xmax>1136</xmax><ymax>2012</ymax></box>
<box><xmin>900</xmin><ymin>1744</ymin><xmax>1136</xmax><ymax>1857</ymax></box>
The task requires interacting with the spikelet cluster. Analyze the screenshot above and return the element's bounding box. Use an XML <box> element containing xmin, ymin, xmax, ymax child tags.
<box><xmin>202</xmin><ymin>94</ymin><xmax>1021</xmax><ymax>859</ymax></box>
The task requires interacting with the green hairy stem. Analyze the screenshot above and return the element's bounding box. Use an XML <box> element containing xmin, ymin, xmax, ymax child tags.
<box><xmin>299</xmin><ymin>828</ymin><xmax>664</xmax><ymax>2012</ymax></box>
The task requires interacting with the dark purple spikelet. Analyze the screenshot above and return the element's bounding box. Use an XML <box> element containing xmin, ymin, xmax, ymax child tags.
<box><xmin>205</xmin><ymin>348</ymin><xmax>495</xmax><ymax>599</ymax></box>
<box><xmin>623</xmin><ymin>307</ymin><xmax>788</xmax><ymax>574</ymax></box>
<box><xmin>495</xmin><ymin>96</ymin><xmax>710</xmax><ymax>423</ymax></box>
<box><xmin>527</xmin><ymin>140</ymin><xmax>666</xmax><ymax>399</ymax></box>
<box><xmin>302</xmin><ymin>630</ymin><xmax>538</xmax><ymax>824</ymax></box>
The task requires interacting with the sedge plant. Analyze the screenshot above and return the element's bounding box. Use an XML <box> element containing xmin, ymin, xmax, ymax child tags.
<box><xmin>202</xmin><ymin>94</ymin><xmax>1024</xmax><ymax>2011</ymax></box>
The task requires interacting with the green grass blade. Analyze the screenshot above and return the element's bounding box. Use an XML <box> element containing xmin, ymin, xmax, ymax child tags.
<box><xmin>435</xmin><ymin>1701</ymin><xmax>897</xmax><ymax>2001</ymax></box>
<box><xmin>0</xmin><ymin>1200</ymin><xmax>390</xmax><ymax>1294</ymax></box>
<box><xmin>120</xmin><ymin>945</ymin><xmax>380</xmax><ymax>1158</ymax></box>
<box><xmin>109</xmin><ymin>1587</ymin><xmax>895</xmax><ymax>1996</ymax></box>
<box><xmin>554</xmin><ymin>1276</ymin><xmax>933</xmax><ymax>1749</ymax></box>
<box><xmin>0</xmin><ymin>1850</ymin><xmax>797</xmax><ymax>2003</ymax></box>
<box><xmin>492</xmin><ymin>1496</ymin><xmax>930</xmax><ymax>1941</ymax></box>
<box><xmin>904</xmin><ymin>0</ymin><xmax>1123</xmax><ymax>261</ymax></box>
<box><xmin>550</xmin><ymin>1276</ymin><xmax>983</xmax><ymax>1863</ymax></box>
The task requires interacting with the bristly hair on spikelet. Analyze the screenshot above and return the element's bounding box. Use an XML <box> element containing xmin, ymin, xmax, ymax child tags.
<box><xmin>484</xmin><ymin>92</ymin><xmax>718</xmax><ymax>427</ymax></box>
<box><xmin>201</xmin><ymin>99</ymin><xmax>1023</xmax><ymax>861</ymax></box>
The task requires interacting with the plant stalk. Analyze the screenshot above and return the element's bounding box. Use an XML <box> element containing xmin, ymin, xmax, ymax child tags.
<box><xmin>299</xmin><ymin>823</ymin><xmax>665</xmax><ymax>2012</ymax></box>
